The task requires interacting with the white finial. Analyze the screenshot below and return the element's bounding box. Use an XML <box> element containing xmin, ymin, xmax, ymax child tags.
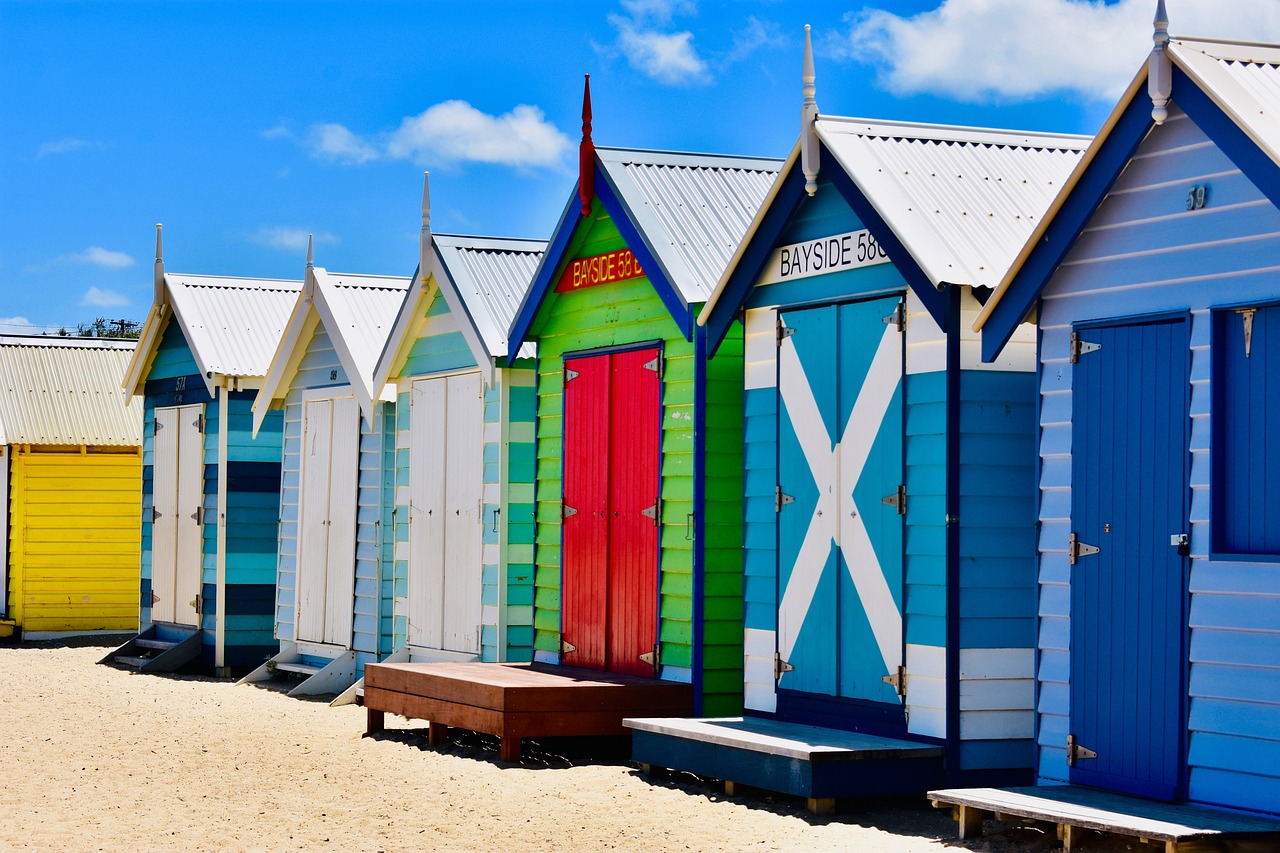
<box><xmin>420</xmin><ymin>171</ymin><xmax>432</xmax><ymax>284</ymax></box>
<box><xmin>153</xmin><ymin>223</ymin><xmax>165</xmax><ymax>306</ymax></box>
<box><xmin>1150</xmin><ymin>0</ymin><xmax>1172</xmax><ymax>124</ymax></box>
<box><xmin>303</xmin><ymin>234</ymin><xmax>315</xmax><ymax>300</ymax></box>
<box><xmin>801</xmin><ymin>24</ymin><xmax>820</xmax><ymax>196</ymax></box>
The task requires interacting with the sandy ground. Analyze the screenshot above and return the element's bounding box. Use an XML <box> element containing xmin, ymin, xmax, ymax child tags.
<box><xmin>0</xmin><ymin>637</ymin><xmax>1146</xmax><ymax>853</ymax></box>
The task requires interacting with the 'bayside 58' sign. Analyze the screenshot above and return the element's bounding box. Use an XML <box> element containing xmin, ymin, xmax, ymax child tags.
<box><xmin>758</xmin><ymin>228</ymin><xmax>890</xmax><ymax>285</ymax></box>
<box><xmin>555</xmin><ymin>247</ymin><xmax>645</xmax><ymax>292</ymax></box>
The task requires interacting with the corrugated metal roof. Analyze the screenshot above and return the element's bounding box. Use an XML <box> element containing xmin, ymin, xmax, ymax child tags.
<box><xmin>316</xmin><ymin>271</ymin><xmax>412</xmax><ymax>393</ymax></box>
<box><xmin>433</xmin><ymin>234</ymin><xmax>545</xmax><ymax>360</ymax></box>
<box><xmin>0</xmin><ymin>336</ymin><xmax>142</xmax><ymax>446</ymax></box>
<box><xmin>166</xmin><ymin>273</ymin><xmax>302</xmax><ymax>378</ymax></box>
<box><xmin>1170</xmin><ymin>37</ymin><xmax>1280</xmax><ymax>169</ymax></box>
<box><xmin>815</xmin><ymin>118</ymin><xmax>1090</xmax><ymax>290</ymax></box>
<box><xmin>597</xmin><ymin>147</ymin><xmax>782</xmax><ymax>304</ymax></box>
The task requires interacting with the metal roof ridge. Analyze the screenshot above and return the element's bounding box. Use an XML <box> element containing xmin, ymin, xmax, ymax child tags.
<box><xmin>431</xmin><ymin>233</ymin><xmax>548</xmax><ymax>249</ymax></box>
<box><xmin>1170</xmin><ymin>35</ymin><xmax>1280</xmax><ymax>61</ymax></box>
<box><xmin>816</xmin><ymin>115</ymin><xmax>1092</xmax><ymax>149</ymax></box>
<box><xmin>594</xmin><ymin>145</ymin><xmax>784</xmax><ymax>170</ymax></box>
<box><xmin>167</xmin><ymin>272</ymin><xmax>302</xmax><ymax>288</ymax></box>
<box><xmin>0</xmin><ymin>334</ymin><xmax>137</xmax><ymax>348</ymax></box>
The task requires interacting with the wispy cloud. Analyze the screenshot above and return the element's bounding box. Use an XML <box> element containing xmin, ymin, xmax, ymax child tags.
<box><xmin>725</xmin><ymin>16</ymin><xmax>785</xmax><ymax>64</ymax></box>
<box><xmin>81</xmin><ymin>286</ymin><xmax>129</xmax><ymax>308</ymax></box>
<box><xmin>610</xmin><ymin>16</ymin><xmax>710</xmax><ymax>84</ymax></box>
<box><xmin>0</xmin><ymin>316</ymin><xmax>64</xmax><ymax>335</ymax></box>
<box><xmin>306</xmin><ymin>123</ymin><xmax>380</xmax><ymax>165</ymax></box>
<box><xmin>248</xmin><ymin>227</ymin><xmax>339</xmax><ymax>253</ymax></box>
<box><xmin>37</xmin><ymin>138</ymin><xmax>94</xmax><ymax>158</ymax></box>
<box><xmin>620</xmin><ymin>0</ymin><xmax>696</xmax><ymax>26</ymax></box>
<box><xmin>24</xmin><ymin>246</ymin><xmax>135</xmax><ymax>274</ymax></box>
<box><xmin>836</xmin><ymin>0</ymin><xmax>1280</xmax><ymax>104</ymax></box>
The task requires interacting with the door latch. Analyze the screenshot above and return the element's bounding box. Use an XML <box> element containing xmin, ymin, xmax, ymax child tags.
<box><xmin>1171</xmin><ymin>533</ymin><xmax>1190</xmax><ymax>557</ymax></box>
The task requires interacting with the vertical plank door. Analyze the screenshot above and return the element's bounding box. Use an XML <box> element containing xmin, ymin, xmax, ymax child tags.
<box><xmin>151</xmin><ymin>404</ymin><xmax>204</xmax><ymax>626</ymax></box>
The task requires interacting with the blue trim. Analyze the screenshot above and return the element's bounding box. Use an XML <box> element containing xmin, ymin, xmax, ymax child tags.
<box><xmin>944</xmin><ymin>284</ymin><xmax>962</xmax><ymax>783</ymax></box>
<box><xmin>704</xmin><ymin>164</ymin><xmax>810</xmax><ymax>353</ymax></box>
<box><xmin>982</xmin><ymin>93</ymin><xmax>1156</xmax><ymax>363</ymax></box>
<box><xmin>563</xmin><ymin>339</ymin><xmax>665</xmax><ymax>360</ymax></box>
<box><xmin>507</xmin><ymin>191</ymin><xmax>584</xmax><ymax>361</ymax></box>
<box><xmin>1174</xmin><ymin>65</ymin><xmax>1280</xmax><ymax>206</ymax></box>
<box><xmin>691</xmin><ymin>324</ymin><xmax>707</xmax><ymax>714</ymax></box>
<box><xmin>821</xmin><ymin>142</ymin><xmax>947</xmax><ymax>328</ymax></box>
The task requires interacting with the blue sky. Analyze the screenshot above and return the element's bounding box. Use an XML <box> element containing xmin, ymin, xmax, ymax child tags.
<box><xmin>3</xmin><ymin>0</ymin><xmax>1278</xmax><ymax>333</ymax></box>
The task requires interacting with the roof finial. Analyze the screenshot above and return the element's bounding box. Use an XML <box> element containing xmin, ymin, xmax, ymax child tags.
<box><xmin>153</xmin><ymin>223</ymin><xmax>166</xmax><ymax>306</ymax></box>
<box><xmin>801</xmin><ymin>25</ymin><xmax>820</xmax><ymax>196</ymax></box>
<box><xmin>1149</xmin><ymin>0</ymin><xmax>1172</xmax><ymax>124</ymax></box>
<box><xmin>420</xmin><ymin>171</ymin><xmax>432</xmax><ymax>285</ymax></box>
<box><xmin>303</xmin><ymin>233</ymin><xmax>315</xmax><ymax>300</ymax></box>
<box><xmin>579</xmin><ymin>74</ymin><xmax>596</xmax><ymax>217</ymax></box>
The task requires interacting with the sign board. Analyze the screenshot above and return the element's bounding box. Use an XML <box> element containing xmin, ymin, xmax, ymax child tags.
<box><xmin>758</xmin><ymin>228</ymin><xmax>890</xmax><ymax>286</ymax></box>
<box><xmin>555</xmin><ymin>248</ymin><xmax>646</xmax><ymax>293</ymax></box>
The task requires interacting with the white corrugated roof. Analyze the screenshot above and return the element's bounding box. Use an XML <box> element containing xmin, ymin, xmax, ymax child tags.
<box><xmin>815</xmin><ymin>117</ymin><xmax>1090</xmax><ymax>289</ymax></box>
<box><xmin>166</xmin><ymin>273</ymin><xmax>303</xmax><ymax>378</ymax></box>
<box><xmin>433</xmin><ymin>235</ymin><xmax>545</xmax><ymax>360</ymax></box>
<box><xmin>315</xmin><ymin>271</ymin><xmax>412</xmax><ymax>397</ymax></box>
<box><xmin>597</xmin><ymin>147</ymin><xmax>782</xmax><ymax>304</ymax></box>
<box><xmin>0</xmin><ymin>336</ymin><xmax>142</xmax><ymax>446</ymax></box>
<box><xmin>1169</xmin><ymin>37</ymin><xmax>1280</xmax><ymax>170</ymax></box>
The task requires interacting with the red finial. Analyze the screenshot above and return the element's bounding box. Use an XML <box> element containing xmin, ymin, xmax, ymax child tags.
<box><xmin>579</xmin><ymin>74</ymin><xmax>595</xmax><ymax>217</ymax></box>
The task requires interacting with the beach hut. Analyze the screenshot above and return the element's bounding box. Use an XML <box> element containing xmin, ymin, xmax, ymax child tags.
<box><xmin>243</xmin><ymin>241</ymin><xmax>410</xmax><ymax>696</ymax></box>
<box><xmin>626</xmin><ymin>29</ymin><xmax>1090</xmax><ymax>807</ymax></box>
<box><xmin>500</xmin><ymin>80</ymin><xmax>781</xmax><ymax>715</ymax></box>
<box><xmin>108</xmin><ymin>229</ymin><xmax>300</xmax><ymax>674</ymax></box>
<box><xmin>951</xmin><ymin>13</ymin><xmax>1280</xmax><ymax>827</ymax></box>
<box><xmin>371</xmin><ymin>176</ymin><xmax>546</xmax><ymax>666</ymax></box>
<box><xmin>0</xmin><ymin>335</ymin><xmax>142</xmax><ymax>640</ymax></box>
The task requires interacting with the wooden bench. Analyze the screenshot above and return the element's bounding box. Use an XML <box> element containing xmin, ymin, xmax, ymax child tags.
<box><xmin>929</xmin><ymin>785</ymin><xmax>1280</xmax><ymax>852</ymax></box>
<box><xmin>363</xmin><ymin>661</ymin><xmax>693</xmax><ymax>763</ymax></box>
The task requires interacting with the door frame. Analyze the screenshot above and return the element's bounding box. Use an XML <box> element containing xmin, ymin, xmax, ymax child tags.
<box><xmin>558</xmin><ymin>340</ymin><xmax>665</xmax><ymax>674</ymax></box>
<box><xmin>1068</xmin><ymin>310</ymin><xmax>1192</xmax><ymax>800</ymax></box>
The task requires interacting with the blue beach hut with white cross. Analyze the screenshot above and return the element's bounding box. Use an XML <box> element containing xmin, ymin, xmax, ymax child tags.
<box><xmin>626</xmin><ymin>29</ymin><xmax>1089</xmax><ymax>803</ymax></box>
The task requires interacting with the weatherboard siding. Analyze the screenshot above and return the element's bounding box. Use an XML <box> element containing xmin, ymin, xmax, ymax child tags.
<box><xmin>1033</xmin><ymin>104</ymin><xmax>1280</xmax><ymax>812</ymax></box>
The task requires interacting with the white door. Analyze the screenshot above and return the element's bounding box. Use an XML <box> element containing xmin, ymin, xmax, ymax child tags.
<box><xmin>296</xmin><ymin>396</ymin><xmax>359</xmax><ymax>646</ymax></box>
<box><xmin>408</xmin><ymin>373</ymin><xmax>484</xmax><ymax>653</ymax></box>
<box><xmin>151</xmin><ymin>404</ymin><xmax>204</xmax><ymax>626</ymax></box>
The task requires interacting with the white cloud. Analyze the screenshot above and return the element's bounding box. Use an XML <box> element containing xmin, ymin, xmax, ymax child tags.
<box><xmin>37</xmin><ymin>138</ymin><xmax>93</xmax><ymax>158</ymax></box>
<box><xmin>0</xmin><ymin>316</ymin><xmax>61</xmax><ymax>335</ymax></box>
<box><xmin>612</xmin><ymin>15</ymin><xmax>710</xmax><ymax>84</ymax></box>
<box><xmin>305</xmin><ymin>123</ymin><xmax>380</xmax><ymax>164</ymax></box>
<box><xmin>621</xmin><ymin>0</ymin><xmax>696</xmax><ymax>25</ymax></box>
<box><xmin>261</xmin><ymin>124</ymin><xmax>293</xmax><ymax>140</ymax></box>
<box><xmin>76</xmin><ymin>247</ymin><xmax>135</xmax><ymax>269</ymax></box>
<box><xmin>81</xmin><ymin>287</ymin><xmax>129</xmax><ymax>308</ymax></box>
<box><xmin>838</xmin><ymin>0</ymin><xmax>1280</xmax><ymax>104</ymax></box>
<box><xmin>726</xmin><ymin>16</ymin><xmax>785</xmax><ymax>64</ymax></box>
<box><xmin>386</xmin><ymin>101</ymin><xmax>572</xmax><ymax>168</ymax></box>
<box><xmin>248</xmin><ymin>227</ymin><xmax>339</xmax><ymax>253</ymax></box>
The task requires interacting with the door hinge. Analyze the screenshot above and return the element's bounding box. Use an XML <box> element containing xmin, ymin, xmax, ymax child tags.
<box><xmin>192</xmin><ymin>593</ymin><xmax>204</xmax><ymax>615</ymax></box>
<box><xmin>1066</xmin><ymin>734</ymin><xmax>1097</xmax><ymax>767</ymax></box>
<box><xmin>642</xmin><ymin>356</ymin><xmax>663</xmax><ymax>378</ymax></box>
<box><xmin>564</xmin><ymin>367</ymin><xmax>580</xmax><ymax>382</ymax></box>
<box><xmin>775</xmin><ymin>486</ymin><xmax>795</xmax><ymax>512</ymax></box>
<box><xmin>144</xmin><ymin>506</ymin><xmax>160</xmax><ymax>523</ymax></box>
<box><xmin>881</xmin><ymin>664</ymin><xmax>907</xmax><ymax>697</ymax></box>
<box><xmin>559</xmin><ymin>636</ymin><xmax>577</xmax><ymax>655</ymax></box>
<box><xmin>1067</xmin><ymin>532</ymin><xmax>1100</xmax><ymax>565</ymax></box>
<box><xmin>154</xmin><ymin>419</ymin><xmax>164</xmax><ymax>432</ymax></box>
<box><xmin>145</xmin><ymin>589</ymin><xmax>159</xmax><ymax>607</ymax></box>
<box><xmin>882</xmin><ymin>299</ymin><xmax>905</xmax><ymax>331</ymax></box>
<box><xmin>776</xmin><ymin>321</ymin><xmax>795</xmax><ymax>347</ymax></box>
<box><xmin>881</xmin><ymin>485</ymin><xmax>907</xmax><ymax>515</ymax></box>
<box><xmin>639</xmin><ymin>643</ymin><xmax>660</xmax><ymax>671</ymax></box>
<box><xmin>641</xmin><ymin>501</ymin><xmax>661</xmax><ymax>526</ymax></box>
<box><xmin>1070</xmin><ymin>332</ymin><xmax>1102</xmax><ymax>363</ymax></box>
<box><xmin>195</xmin><ymin>412</ymin><xmax>205</xmax><ymax>433</ymax></box>
<box><xmin>774</xmin><ymin>652</ymin><xmax>794</xmax><ymax>682</ymax></box>
<box><xmin>1238</xmin><ymin>307</ymin><xmax>1256</xmax><ymax>358</ymax></box>
<box><xmin>562</xmin><ymin>503</ymin><xmax>577</xmax><ymax>519</ymax></box>
<box><xmin>192</xmin><ymin>506</ymin><xmax>205</xmax><ymax>526</ymax></box>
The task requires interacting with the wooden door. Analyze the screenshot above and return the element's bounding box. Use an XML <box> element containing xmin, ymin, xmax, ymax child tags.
<box><xmin>561</xmin><ymin>348</ymin><xmax>661</xmax><ymax>676</ymax></box>
<box><xmin>776</xmin><ymin>297</ymin><xmax>904</xmax><ymax>706</ymax></box>
<box><xmin>408</xmin><ymin>372</ymin><xmax>484</xmax><ymax>653</ymax></box>
<box><xmin>151</xmin><ymin>404</ymin><xmax>204</xmax><ymax>626</ymax></box>
<box><xmin>1070</xmin><ymin>317</ymin><xmax>1189</xmax><ymax>801</ymax></box>
<box><xmin>296</xmin><ymin>396</ymin><xmax>359</xmax><ymax>647</ymax></box>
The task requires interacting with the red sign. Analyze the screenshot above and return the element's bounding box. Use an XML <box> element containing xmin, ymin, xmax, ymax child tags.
<box><xmin>555</xmin><ymin>248</ymin><xmax>645</xmax><ymax>292</ymax></box>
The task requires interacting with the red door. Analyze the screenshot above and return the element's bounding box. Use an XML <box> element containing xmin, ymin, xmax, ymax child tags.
<box><xmin>561</xmin><ymin>347</ymin><xmax>661</xmax><ymax>676</ymax></box>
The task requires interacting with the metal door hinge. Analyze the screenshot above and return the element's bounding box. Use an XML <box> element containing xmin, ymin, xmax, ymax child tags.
<box><xmin>145</xmin><ymin>590</ymin><xmax>159</xmax><ymax>607</ymax></box>
<box><xmin>776</xmin><ymin>321</ymin><xmax>795</xmax><ymax>347</ymax></box>
<box><xmin>641</xmin><ymin>501</ymin><xmax>661</xmax><ymax>526</ymax></box>
<box><xmin>881</xmin><ymin>485</ymin><xmax>907</xmax><ymax>515</ymax></box>
<box><xmin>642</xmin><ymin>356</ymin><xmax>663</xmax><ymax>378</ymax></box>
<box><xmin>562</xmin><ymin>503</ymin><xmax>577</xmax><ymax>519</ymax></box>
<box><xmin>195</xmin><ymin>412</ymin><xmax>205</xmax><ymax>433</ymax></box>
<box><xmin>559</xmin><ymin>636</ymin><xmax>577</xmax><ymax>655</ymax></box>
<box><xmin>193</xmin><ymin>594</ymin><xmax>204</xmax><ymax>615</ymax></box>
<box><xmin>639</xmin><ymin>643</ymin><xmax>660</xmax><ymax>670</ymax></box>
<box><xmin>192</xmin><ymin>506</ymin><xmax>205</xmax><ymax>526</ymax></box>
<box><xmin>882</xmin><ymin>300</ymin><xmax>905</xmax><ymax>331</ymax></box>
<box><xmin>1067</xmin><ymin>532</ymin><xmax>1100</xmax><ymax>565</ymax></box>
<box><xmin>1238</xmin><ymin>308</ymin><xmax>1256</xmax><ymax>358</ymax></box>
<box><xmin>144</xmin><ymin>506</ymin><xmax>160</xmax><ymax>523</ymax></box>
<box><xmin>154</xmin><ymin>419</ymin><xmax>164</xmax><ymax>432</ymax></box>
<box><xmin>1066</xmin><ymin>734</ymin><xmax>1097</xmax><ymax>767</ymax></box>
<box><xmin>564</xmin><ymin>367</ymin><xmax>580</xmax><ymax>382</ymax></box>
<box><xmin>775</xmin><ymin>486</ymin><xmax>794</xmax><ymax>512</ymax></box>
<box><xmin>1070</xmin><ymin>332</ymin><xmax>1102</xmax><ymax>363</ymax></box>
<box><xmin>774</xmin><ymin>652</ymin><xmax>794</xmax><ymax>682</ymax></box>
<box><xmin>882</xmin><ymin>664</ymin><xmax>907</xmax><ymax>697</ymax></box>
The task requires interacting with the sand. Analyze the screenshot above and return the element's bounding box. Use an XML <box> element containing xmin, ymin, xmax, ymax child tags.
<box><xmin>0</xmin><ymin>637</ymin><xmax>1125</xmax><ymax>852</ymax></box>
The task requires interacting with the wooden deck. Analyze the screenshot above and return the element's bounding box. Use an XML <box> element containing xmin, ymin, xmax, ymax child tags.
<box><xmin>362</xmin><ymin>661</ymin><xmax>693</xmax><ymax>763</ymax></box>
<box><xmin>929</xmin><ymin>785</ymin><xmax>1280</xmax><ymax>852</ymax></box>
<box><xmin>625</xmin><ymin>716</ymin><xmax>944</xmax><ymax>814</ymax></box>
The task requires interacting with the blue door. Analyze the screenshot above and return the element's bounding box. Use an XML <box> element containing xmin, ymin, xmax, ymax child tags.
<box><xmin>1069</xmin><ymin>316</ymin><xmax>1190</xmax><ymax>801</ymax></box>
<box><xmin>776</xmin><ymin>296</ymin><xmax>904</xmax><ymax>710</ymax></box>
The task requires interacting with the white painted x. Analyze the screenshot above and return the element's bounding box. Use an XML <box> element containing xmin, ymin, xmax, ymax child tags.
<box><xmin>776</xmin><ymin>322</ymin><xmax>903</xmax><ymax>678</ymax></box>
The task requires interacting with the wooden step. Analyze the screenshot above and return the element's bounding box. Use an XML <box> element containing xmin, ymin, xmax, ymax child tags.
<box><xmin>274</xmin><ymin>661</ymin><xmax>322</xmax><ymax>676</ymax></box>
<box><xmin>135</xmin><ymin>639</ymin><xmax>177</xmax><ymax>651</ymax></box>
<box><xmin>114</xmin><ymin>655</ymin><xmax>149</xmax><ymax>668</ymax></box>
